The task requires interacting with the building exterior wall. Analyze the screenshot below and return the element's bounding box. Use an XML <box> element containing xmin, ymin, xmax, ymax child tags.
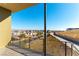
<box><xmin>0</xmin><ymin>7</ymin><xmax>11</xmax><ymax>48</ymax></box>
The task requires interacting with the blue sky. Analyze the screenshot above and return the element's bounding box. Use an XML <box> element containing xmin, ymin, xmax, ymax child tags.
<box><xmin>12</xmin><ymin>3</ymin><xmax>79</xmax><ymax>30</ymax></box>
<box><xmin>12</xmin><ymin>3</ymin><xmax>44</xmax><ymax>30</ymax></box>
<box><xmin>47</xmin><ymin>3</ymin><xmax>79</xmax><ymax>30</ymax></box>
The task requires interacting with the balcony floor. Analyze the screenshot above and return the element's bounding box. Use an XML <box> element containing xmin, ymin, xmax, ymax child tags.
<box><xmin>0</xmin><ymin>47</ymin><xmax>24</xmax><ymax>56</ymax></box>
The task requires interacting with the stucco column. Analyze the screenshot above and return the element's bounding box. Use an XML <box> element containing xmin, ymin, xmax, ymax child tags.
<box><xmin>0</xmin><ymin>7</ymin><xmax>11</xmax><ymax>48</ymax></box>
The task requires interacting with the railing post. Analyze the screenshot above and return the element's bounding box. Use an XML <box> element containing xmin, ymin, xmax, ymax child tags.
<box><xmin>43</xmin><ymin>3</ymin><xmax>46</xmax><ymax>56</ymax></box>
<box><xmin>65</xmin><ymin>42</ymin><xmax>67</xmax><ymax>56</ymax></box>
<box><xmin>29</xmin><ymin>38</ymin><xmax>31</xmax><ymax>49</ymax></box>
<box><xmin>71</xmin><ymin>43</ymin><xmax>73</xmax><ymax>56</ymax></box>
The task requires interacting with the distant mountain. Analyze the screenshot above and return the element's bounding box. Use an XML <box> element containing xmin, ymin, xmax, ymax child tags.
<box><xmin>67</xmin><ymin>28</ymin><xmax>79</xmax><ymax>30</ymax></box>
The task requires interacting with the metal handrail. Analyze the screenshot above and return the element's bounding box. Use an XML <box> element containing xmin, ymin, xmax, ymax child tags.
<box><xmin>72</xmin><ymin>45</ymin><xmax>79</xmax><ymax>55</ymax></box>
<box><xmin>63</xmin><ymin>42</ymin><xmax>79</xmax><ymax>56</ymax></box>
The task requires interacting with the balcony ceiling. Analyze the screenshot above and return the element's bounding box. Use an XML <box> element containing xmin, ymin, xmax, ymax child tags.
<box><xmin>0</xmin><ymin>3</ymin><xmax>36</xmax><ymax>12</ymax></box>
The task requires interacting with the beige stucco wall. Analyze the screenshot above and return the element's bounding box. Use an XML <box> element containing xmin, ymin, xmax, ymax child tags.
<box><xmin>0</xmin><ymin>7</ymin><xmax>11</xmax><ymax>48</ymax></box>
<box><xmin>0</xmin><ymin>16</ymin><xmax>11</xmax><ymax>48</ymax></box>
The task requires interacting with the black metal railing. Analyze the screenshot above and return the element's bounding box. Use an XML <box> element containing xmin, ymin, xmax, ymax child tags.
<box><xmin>7</xmin><ymin>32</ymin><xmax>79</xmax><ymax>56</ymax></box>
<box><xmin>53</xmin><ymin>32</ymin><xmax>79</xmax><ymax>56</ymax></box>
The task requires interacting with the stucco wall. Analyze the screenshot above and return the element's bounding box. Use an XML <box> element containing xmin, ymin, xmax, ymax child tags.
<box><xmin>0</xmin><ymin>7</ymin><xmax>11</xmax><ymax>48</ymax></box>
